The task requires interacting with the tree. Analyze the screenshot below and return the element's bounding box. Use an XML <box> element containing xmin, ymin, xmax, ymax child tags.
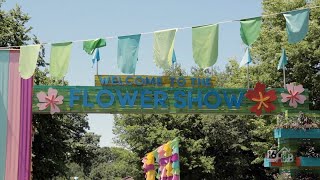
<box><xmin>89</xmin><ymin>147</ymin><xmax>140</xmax><ymax>180</ymax></box>
<box><xmin>0</xmin><ymin>2</ymin><xmax>32</xmax><ymax>47</ymax></box>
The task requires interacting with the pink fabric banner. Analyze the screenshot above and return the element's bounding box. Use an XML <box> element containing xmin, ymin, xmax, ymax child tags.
<box><xmin>18</xmin><ymin>77</ymin><xmax>33</xmax><ymax>180</ymax></box>
<box><xmin>5</xmin><ymin>50</ymin><xmax>21</xmax><ymax>180</ymax></box>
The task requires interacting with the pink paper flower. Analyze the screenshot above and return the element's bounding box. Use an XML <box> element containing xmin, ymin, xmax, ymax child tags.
<box><xmin>281</xmin><ymin>83</ymin><xmax>306</xmax><ymax>108</ymax></box>
<box><xmin>37</xmin><ymin>88</ymin><xmax>64</xmax><ymax>114</ymax></box>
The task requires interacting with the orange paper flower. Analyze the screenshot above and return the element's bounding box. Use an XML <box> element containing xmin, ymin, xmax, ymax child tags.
<box><xmin>245</xmin><ymin>82</ymin><xmax>277</xmax><ymax>116</ymax></box>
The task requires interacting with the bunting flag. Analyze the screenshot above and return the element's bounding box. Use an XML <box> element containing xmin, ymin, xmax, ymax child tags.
<box><xmin>277</xmin><ymin>48</ymin><xmax>288</xmax><ymax>70</ymax></box>
<box><xmin>50</xmin><ymin>42</ymin><xmax>73</xmax><ymax>79</ymax></box>
<box><xmin>0</xmin><ymin>8</ymin><xmax>316</xmax><ymax>81</ymax></box>
<box><xmin>83</xmin><ymin>38</ymin><xmax>106</xmax><ymax>55</ymax></box>
<box><xmin>0</xmin><ymin>50</ymin><xmax>33</xmax><ymax>180</ymax></box>
<box><xmin>117</xmin><ymin>34</ymin><xmax>141</xmax><ymax>74</ymax></box>
<box><xmin>92</xmin><ymin>48</ymin><xmax>100</xmax><ymax>65</ymax></box>
<box><xmin>19</xmin><ymin>45</ymin><xmax>41</xmax><ymax>79</ymax></box>
<box><xmin>240</xmin><ymin>17</ymin><xmax>262</xmax><ymax>46</ymax></box>
<box><xmin>172</xmin><ymin>49</ymin><xmax>177</xmax><ymax>64</ymax></box>
<box><xmin>153</xmin><ymin>29</ymin><xmax>177</xmax><ymax>70</ymax></box>
<box><xmin>240</xmin><ymin>48</ymin><xmax>252</xmax><ymax>67</ymax></box>
<box><xmin>192</xmin><ymin>24</ymin><xmax>219</xmax><ymax>68</ymax></box>
<box><xmin>283</xmin><ymin>9</ymin><xmax>310</xmax><ymax>44</ymax></box>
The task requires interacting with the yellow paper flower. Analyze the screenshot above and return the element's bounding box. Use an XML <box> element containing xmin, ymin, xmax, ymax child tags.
<box><xmin>146</xmin><ymin>152</ymin><xmax>155</xmax><ymax>165</ymax></box>
<box><xmin>165</xmin><ymin>162</ymin><xmax>173</xmax><ymax>176</ymax></box>
<box><xmin>146</xmin><ymin>170</ymin><xmax>156</xmax><ymax>180</ymax></box>
<box><xmin>163</xmin><ymin>142</ymin><xmax>172</xmax><ymax>157</ymax></box>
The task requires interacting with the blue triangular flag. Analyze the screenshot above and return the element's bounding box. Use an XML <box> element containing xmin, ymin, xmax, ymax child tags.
<box><xmin>92</xmin><ymin>48</ymin><xmax>100</xmax><ymax>65</ymax></box>
<box><xmin>172</xmin><ymin>49</ymin><xmax>177</xmax><ymax>63</ymax></box>
<box><xmin>240</xmin><ymin>48</ymin><xmax>252</xmax><ymax>67</ymax></box>
<box><xmin>283</xmin><ymin>9</ymin><xmax>310</xmax><ymax>44</ymax></box>
<box><xmin>277</xmin><ymin>49</ymin><xmax>288</xmax><ymax>70</ymax></box>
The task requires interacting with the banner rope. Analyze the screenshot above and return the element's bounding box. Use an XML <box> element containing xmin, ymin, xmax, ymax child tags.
<box><xmin>0</xmin><ymin>5</ymin><xmax>319</xmax><ymax>50</ymax></box>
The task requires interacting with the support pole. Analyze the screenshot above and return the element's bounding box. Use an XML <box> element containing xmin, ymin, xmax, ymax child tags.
<box><xmin>96</xmin><ymin>61</ymin><xmax>99</xmax><ymax>75</ymax></box>
<box><xmin>283</xmin><ymin>66</ymin><xmax>286</xmax><ymax>88</ymax></box>
<box><xmin>247</xmin><ymin>64</ymin><xmax>249</xmax><ymax>89</ymax></box>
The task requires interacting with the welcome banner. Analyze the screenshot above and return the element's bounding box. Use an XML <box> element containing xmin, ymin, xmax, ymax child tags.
<box><xmin>32</xmin><ymin>75</ymin><xmax>309</xmax><ymax>116</ymax></box>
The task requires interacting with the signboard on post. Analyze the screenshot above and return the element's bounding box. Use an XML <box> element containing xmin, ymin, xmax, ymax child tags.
<box><xmin>32</xmin><ymin>75</ymin><xmax>309</xmax><ymax>115</ymax></box>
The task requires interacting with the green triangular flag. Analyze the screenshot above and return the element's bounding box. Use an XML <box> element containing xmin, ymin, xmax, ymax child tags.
<box><xmin>192</xmin><ymin>24</ymin><xmax>219</xmax><ymax>68</ymax></box>
<box><xmin>19</xmin><ymin>44</ymin><xmax>41</xmax><ymax>79</ymax></box>
<box><xmin>153</xmin><ymin>29</ymin><xmax>177</xmax><ymax>70</ymax></box>
<box><xmin>83</xmin><ymin>38</ymin><xmax>106</xmax><ymax>55</ymax></box>
<box><xmin>240</xmin><ymin>17</ymin><xmax>262</xmax><ymax>46</ymax></box>
<box><xmin>283</xmin><ymin>9</ymin><xmax>310</xmax><ymax>44</ymax></box>
<box><xmin>50</xmin><ymin>42</ymin><xmax>73</xmax><ymax>79</ymax></box>
<box><xmin>277</xmin><ymin>48</ymin><xmax>288</xmax><ymax>70</ymax></box>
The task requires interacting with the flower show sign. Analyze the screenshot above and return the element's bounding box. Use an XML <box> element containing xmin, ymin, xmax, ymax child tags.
<box><xmin>32</xmin><ymin>76</ymin><xmax>309</xmax><ymax>115</ymax></box>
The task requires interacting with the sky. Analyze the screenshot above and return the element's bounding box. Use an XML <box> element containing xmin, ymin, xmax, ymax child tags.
<box><xmin>3</xmin><ymin>0</ymin><xmax>262</xmax><ymax>146</ymax></box>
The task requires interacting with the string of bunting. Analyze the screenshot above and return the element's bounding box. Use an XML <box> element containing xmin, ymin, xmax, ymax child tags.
<box><xmin>2</xmin><ymin>6</ymin><xmax>316</xmax><ymax>80</ymax></box>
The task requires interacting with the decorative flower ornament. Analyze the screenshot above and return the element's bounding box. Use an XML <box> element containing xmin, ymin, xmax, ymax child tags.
<box><xmin>245</xmin><ymin>82</ymin><xmax>277</xmax><ymax>116</ymax></box>
<box><xmin>281</xmin><ymin>83</ymin><xmax>306</xmax><ymax>108</ymax></box>
<box><xmin>37</xmin><ymin>88</ymin><xmax>64</xmax><ymax>115</ymax></box>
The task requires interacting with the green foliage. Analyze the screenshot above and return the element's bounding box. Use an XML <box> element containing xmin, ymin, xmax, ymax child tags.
<box><xmin>89</xmin><ymin>147</ymin><xmax>140</xmax><ymax>180</ymax></box>
<box><xmin>114</xmin><ymin>113</ymin><xmax>275</xmax><ymax>179</ymax></box>
<box><xmin>0</xmin><ymin>3</ymin><xmax>32</xmax><ymax>47</ymax></box>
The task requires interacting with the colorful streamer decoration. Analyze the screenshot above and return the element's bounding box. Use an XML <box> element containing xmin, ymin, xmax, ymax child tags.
<box><xmin>143</xmin><ymin>152</ymin><xmax>156</xmax><ymax>180</ymax></box>
<box><xmin>281</xmin><ymin>83</ymin><xmax>307</xmax><ymax>108</ymax></box>
<box><xmin>0</xmin><ymin>7</ymin><xmax>314</xmax><ymax>79</ymax></box>
<box><xmin>283</xmin><ymin>9</ymin><xmax>310</xmax><ymax>44</ymax></box>
<box><xmin>0</xmin><ymin>50</ymin><xmax>33</xmax><ymax>180</ymax></box>
<box><xmin>143</xmin><ymin>138</ymin><xmax>180</xmax><ymax>180</ymax></box>
<box><xmin>192</xmin><ymin>24</ymin><xmax>219</xmax><ymax>68</ymax></box>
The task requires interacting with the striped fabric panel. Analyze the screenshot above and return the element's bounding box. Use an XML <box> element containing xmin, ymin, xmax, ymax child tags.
<box><xmin>18</xmin><ymin>77</ymin><xmax>33</xmax><ymax>180</ymax></box>
<box><xmin>0</xmin><ymin>50</ymin><xmax>10</xmax><ymax>180</ymax></box>
<box><xmin>5</xmin><ymin>50</ymin><xmax>21</xmax><ymax>180</ymax></box>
